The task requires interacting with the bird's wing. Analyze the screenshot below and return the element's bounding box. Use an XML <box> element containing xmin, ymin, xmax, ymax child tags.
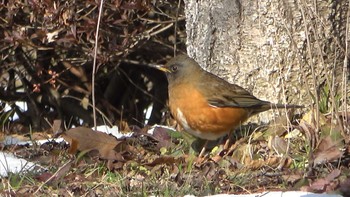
<box><xmin>199</xmin><ymin>73</ymin><xmax>270</xmax><ymax>108</ymax></box>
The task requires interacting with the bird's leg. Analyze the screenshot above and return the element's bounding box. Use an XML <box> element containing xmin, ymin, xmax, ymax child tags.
<box><xmin>223</xmin><ymin>130</ymin><xmax>232</xmax><ymax>150</ymax></box>
<box><xmin>198</xmin><ymin>140</ymin><xmax>208</xmax><ymax>158</ymax></box>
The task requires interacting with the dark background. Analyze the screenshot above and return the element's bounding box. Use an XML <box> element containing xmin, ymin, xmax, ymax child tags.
<box><xmin>0</xmin><ymin>0</ymin><xmax>186</xmax><ymax>132</ymax></box>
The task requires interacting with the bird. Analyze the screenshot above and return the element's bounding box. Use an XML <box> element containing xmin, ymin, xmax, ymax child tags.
<box><xmin>157</xmin><ymin>55</ymin><xmax>302</xmax><ymax>154</ymax></box>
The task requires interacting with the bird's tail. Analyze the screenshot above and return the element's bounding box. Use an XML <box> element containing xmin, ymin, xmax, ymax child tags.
<box><xmin>251</xmin><ymin>102</ymin><xmax>304</xmax><ymax>115</ymax></box>
<box><xmin>269</xmin><ymin>103</ymin><xmax>304</xmax><ymax>109</ymax></box>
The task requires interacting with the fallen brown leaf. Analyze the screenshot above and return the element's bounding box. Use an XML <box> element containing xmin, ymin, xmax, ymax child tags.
<box><xmin>144</xmin><ymin>155</ymin><xmax>184</xmax><ymax>167</ymax></box>
<box><xmin>62</xmin><ymin>127</ymin><xmax>126</xmax><ymax>160</ymax></box>
<box><xmin>281</xmin><ymin>174</ymin><xmax>302</xmax><ymax>184</ymax></box>
<box><xmin>313</xmin><ymin>136</ymin><xmax>343</xmax><ymax>166</ymax></box>
<box><xmin>152</xmin><ymin>126</ymin><xmax>173</xmax><ymax>149</ymax></box>
<box><xmin>325</xmin><ymin>169</ymin><xmax>341</xmax><ymax>181</ymax></box>
<box><xmin>268</xmin><ymin>135</ymin><xmax>288</xmax><ymax>155</ymax></box>
<box><xmin>36</xmin><ymin>172</ymin><xmax>54</xmax><ymax>182</ymax></box>
<box><xmin>308</xmin><ymin>169</ymin><xmax>341</xmax><ymax>193</ymax></box>
<box><xmin>339</xmin><ymin>177</ymin><xmax>350</xmax><ymax>195</ymax></box>
<box><xmin>52</xmin><ymin>119</ymin><xmax>62</xmax><ymax>135</ymax></box>
<box><xmin>244</xmin><ymin>156</ymin><xmax>292</xmax><ymax>170</ymax></box>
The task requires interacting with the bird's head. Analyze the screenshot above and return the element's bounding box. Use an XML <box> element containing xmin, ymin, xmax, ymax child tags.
<box><xmin>157</xmin><ymin>55</ymin><xmax>201</xmax><ymax>83</ymax></box>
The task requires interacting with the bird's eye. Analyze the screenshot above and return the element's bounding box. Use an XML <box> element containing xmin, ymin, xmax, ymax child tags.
<box><xmin>171</xmin><ymin>65</ymin><xmax>178</xmax><ymax>72</ymax></box>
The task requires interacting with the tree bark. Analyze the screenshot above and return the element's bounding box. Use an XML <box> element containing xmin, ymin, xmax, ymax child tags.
<box><xmin>184</xmin><ymin>0</ymin><xmax>349</xmax><ymax>121</ymax></box>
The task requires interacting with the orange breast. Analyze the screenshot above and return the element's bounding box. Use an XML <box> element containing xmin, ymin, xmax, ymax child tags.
<box><xmin>169</xmin><ymin>83</ymin><xmax>249</xmax><ymax>140</ymax></box>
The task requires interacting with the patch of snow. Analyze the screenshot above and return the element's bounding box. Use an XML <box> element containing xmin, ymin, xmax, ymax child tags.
<box><xmin>0</xmin><ymin>152</ymin><xmax>44</xmax><ymax>177</ymax></box>
<box><xmin>147</xmin><ymin>124</ymin><xmax>177</xmax><ymax>135</ymax></box>
<box><xmin>2</xmin><ymin>136</ymin><xmax>64</xmax><ymax>146</ymax></box>
<box><xmin>94</xmin><ymin>125</ymin><xmax>132</xmax><ymax>138</ymax></box>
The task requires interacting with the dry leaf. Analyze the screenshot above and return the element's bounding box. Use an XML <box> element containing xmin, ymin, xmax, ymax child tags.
<box><xmin>80</xmin><ymin>97</ymin><xmax>89</xmax><ymax>110</ymax></box>
<box><xmin>36</xmin><ymin>161</ymin><xmax>72</xmax><ymax>185</ymax></box>
<box><xmin>302</xmin><ymin>110</ymin><xmax>327</xmax><ymax>126</ymax></box>
<box><xmin>244</xmin><ymin>156</ymin><xmax>291</xmax><ymax>170</ymax></box>
<box><xmin>309</xmin><ymin>178</ymin><xmax>329</xmax><ymax>192</ymax></box>
<box><xmin>325</xmin><ymin>169</ymin><xmax>341</xmax><ymax>181</ymax></box>
<box><xmin>145</xmin><ymin>156</ymin><xmax>184</xmax><ymax>167</ymax></box>
<box><xmin>152</xmin><ymin>126</ymin><xmax>173</xmax><ymax>149</ymax></box>
<box><xmin>52</xmin><ymin>119</ymin><xmax>62</xmax><ymax>135</ymax></box>
<box><xmin>313</xmin><ymin>136</ymin><xmax>343</xmax><ymax>166</ymax></box>
<box><xmin>62</xmin><ymin>127</ymin><xmax>126</xmax><ymax>160</ymax></box>
<box><xmin>285</xmin><ymin>128</ymin><xmax>302</xmax><ymax>139</ymax></box>
<box><xmin>281</xmin><ymin>174</ymin><xmax>302</xmax><ymax>184</ymax></box>
<box><xmin>339</xmin><ymin>177</ymin><xmax>350</xmax><ymax>195</ymax></box>
<box><xmin>308</xmin><ymin>169</ymin><xmax>341</xmax><ymax>193</ymax></box>
<box><xmin>268</xmin><ymin>135</ymin><xmax>288</xmax><ymax>155</ymax></box>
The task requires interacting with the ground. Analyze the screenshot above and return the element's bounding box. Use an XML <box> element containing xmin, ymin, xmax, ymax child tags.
<box><xmin>1</xmin><ymin>110</ymin><xmax>349</xmax><ymax>196</ymax></box>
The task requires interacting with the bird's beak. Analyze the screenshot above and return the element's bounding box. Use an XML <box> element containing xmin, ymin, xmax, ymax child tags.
<box><xmin>156</xmin><ymin>66</ymin><xmax>171</xmax><ymax>73</ymax></box>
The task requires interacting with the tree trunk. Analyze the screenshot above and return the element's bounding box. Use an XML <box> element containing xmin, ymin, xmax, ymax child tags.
<box><xmin>184</xmin><ymin>0</ymin><xmax>349</xmax><ymax>121</ymax></box>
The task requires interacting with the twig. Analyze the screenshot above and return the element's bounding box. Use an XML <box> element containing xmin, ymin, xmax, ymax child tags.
<box><xmin>121</xmin><ymin>59</ymin><xmax>162</xmax><ymax>68</ymax></box>
<box><xmin>138</xmin><ymin>16</ymin><xmax>185</xmax><ymax>24</ymax></box>
<box><xmin>342</xmin><ymin>1</ymin><xmax>349</xmax><ymax>134</ymax></box>
<box><xmin>303</xmin><ymin>1</ymin><xmax>343</xmax><ymax>134</ymax></box>
<box><xmin>174</xmin><ymin>0</ymin><xmax>182</xmax><ymax>56</ymax></box>
<box><xmin>34</xmin><ymin>160</ymin><xmax>73</xmax><ymax>194</ymax></box>
<box><xmin>299</xmin><ymin>0</ymin><xmax>320</xmax><ymax>132</ymax></box>
<box><xmin>117</xmin><ymin>69</ymin><xmax>164</xmax><ymax>104</ymax></box>
<box><xmin>149</xmin><ymin>23</ymin><xmax>174</xmax><ymax>37</ymax></box>
<box><xmin>62</xmin><ymin>95</ymin><xmax>114</xmax><ymax>127</ymax></box>
<box><xmin>92</xmin><ymin>0</ymin><xmax>105</xmax><ymax>130</ymax></box>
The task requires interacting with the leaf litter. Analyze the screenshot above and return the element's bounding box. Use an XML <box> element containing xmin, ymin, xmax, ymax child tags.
<box><xmin>1</xmin><ymin>111</ymin><xmax>350</xmax><ymax>196</ymax></box>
